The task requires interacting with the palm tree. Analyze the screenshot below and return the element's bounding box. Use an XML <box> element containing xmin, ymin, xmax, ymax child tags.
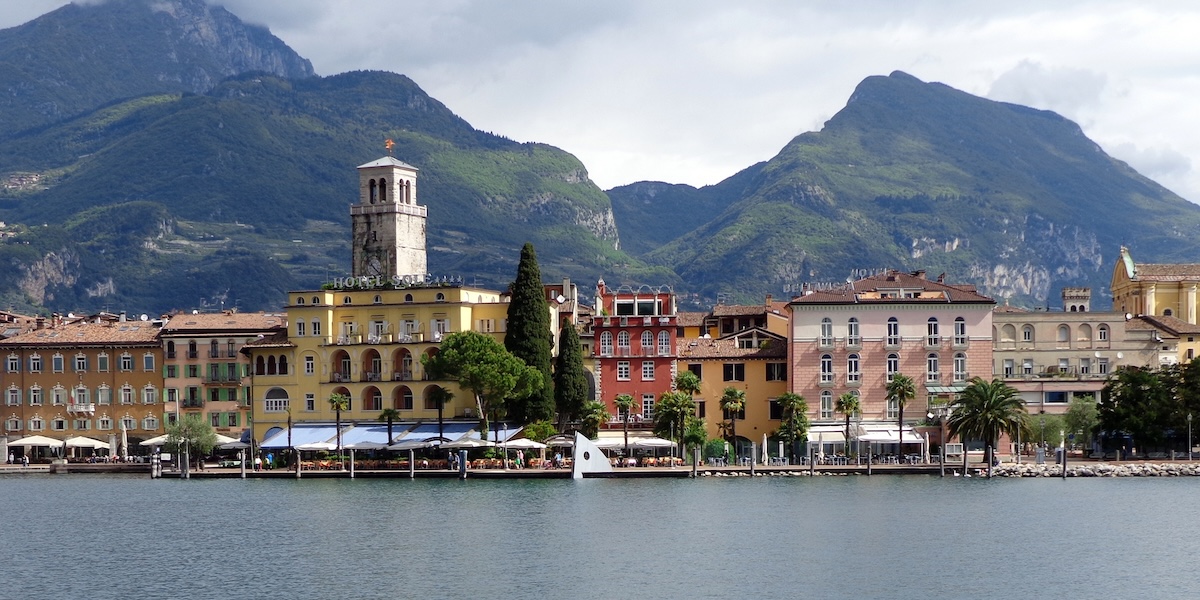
<box><xmin>775</xmin><ymin>392</ymin><xmax>809</xmax><ymax>463</ymax></box>
<box><xmin>886</xmin><ymin>374</ymin><xmax>916</xmax><ymax>458</ymax></box>
<box><xmin>614</xmin><ymin>394</ymin><xmax>634</xmax><ymax>457</ymax></box>
<box><xmin>377</xmin><ymin>407</ymin><xmax>402</xmax><ymax>446</ymax></box>
<box><xmin>835</xmin><ymin>392</ymin><xmax>861</xmax><ymax>455</ymax></box>
<box><xmin>654</xmin><ymin>391</ymin><xmax>695</xmax><ymax>460</ymax></box>
<box><xmin>720</xmin><ymin>387</ymin><xmax>746</xmax><ymax>460</ymax></box>
<box><xmin>427</xmin><ymin>385</ymin><xmax>454</xmax><ymax>443</ymax></box>
<box><xmin>328</xmin><ymin>392</ymin><xmax>350</xmax><ymax>469</ymax></box>
<box><xmin>580</xmin><ymin>401</ymin><xmax>611</xmax><ymax>439</ymax></box>
<box><xmin>948</xmin><ymin>377</ymin><xmax>1030</xmax><ymax>478</ymax></box>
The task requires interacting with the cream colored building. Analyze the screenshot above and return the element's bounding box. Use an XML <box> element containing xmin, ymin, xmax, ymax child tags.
<box><xmin>1112</xmin><ymin>246</ymin><xmax>1200</xmax><ymax>323</ymax></box>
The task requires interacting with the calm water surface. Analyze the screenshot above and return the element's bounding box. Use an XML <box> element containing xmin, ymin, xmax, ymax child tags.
<box><xmin>2</xmin><ymin>474</ymin><xmax>1199</xmax><ymax>599</ymax></box>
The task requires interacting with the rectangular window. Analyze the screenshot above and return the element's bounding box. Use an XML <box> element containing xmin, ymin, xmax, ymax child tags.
<box><xmin>120</xmin><ymin>387</ymin><xmax>134</xmax><ymax>404</ymax></box>
<box><xmin>312</xmin><ymin>320</ymin><xmax>322</xmax><ymax>336</ymax></box>
<box><xmin>305</xmin><ymin>356</ymin><xmax>315</xmax><ymax>375</ymax></box>
<box><xmin>766</xmin><ymin>363</ymin><xmax>787</xmax><ymax>382</ymax></box>
<box><xmin>166</xmin><ymin>388</ymin><xmax>178</xmax><ymax>404</ymax></box>
<box><xmin>6</xmin><ymin>356</ymin><xmax>17</xmax><ymax>373</ymax></box>
<box><xmin>847</xmin><ymin>355</ymin><xmax>861</xmax><ymax>383</ymax></box>
<box><xmin>6</xmin><ymin>388</ymin><xmax>19</xmax><ymax>406</ymax></box>
<box><xmin>616</xmin><ymin>361</ymin><xmax>630</xmax><ymax>381</ymax></box>
<box><xmin>187</xmin><ymin>365</ymin><xmax>199</xmax><ymax>378</ymax></box>
<box><xmin>228</xmin><ymin>412</ymin><xmax>238</xmax><ymax>427</ymax></box>
<box><xmin>1098</xmin><ymin>358</ymin><xmax>1109</xmax><ymax>374</ymax></box>
<box><xmin>1080</xmin><ymin>358</ymin><xmax>1091</xmax><ymax>374</ymax></box>
<box><xmin>768</xmin><ymin>399</ymin><xmax>783</xmax><ymax>420</ymax></box>
<box><xmin>1022</xmin><ymin>359</ymin><xmax>1033</xmax><ymax>375</ymax></box>
<box><xmin>97</xmin><ymin>355</ymin><xmax>109</xmax><ymax>372</ymax></box>
<box><xmin>264</xmin><ymin>398</ymin><xmax>289</xmax><ymax>413</ymax></box>
<box><xmin>120</xmin><ymin>354</ymin><xmax>133</xmax><ymax>371</ymax></box>
<box><xmin>143</xmin><ymin>354</ymin><xmax>154</xmax><ymax>371</ymax></box>
<box><xmin>820</xmin><ymin>395</ymin><xmax>833</xmax><ymax>420</ymax></box>
<box><xmin>723</xmin><ymin>363</ymin><xmax>745</xmax><ymax>382</ymax></box>
<box><xmin>954</xmin><ymin>320</ymin><xmax>967</xmax><ymax>345</ymax></box>
<box><xmin>143</xmin><ymin>387</ymin><xmax>156</xmax><ymax>404</ymax></box>
<box><xmin>1003</xmin><ymin>359</ymin><xmax>1014</xmax><ymax>377</ymax></box>
<box><xmin>926</xmin><ymin>320</ymin><xmax>940</xmax><ymax>346</ymax></box>
<box><xmin>211</xmin><ymin>413</ymin><xmax>221</xmax><ymax>427</ymax></box>
<box><xmin>210</xmin><ymin>388</ymin><xmax>221</xmax><ymax>403</ymax></box>
<box><xmin>52</xmin><ymin>388</ymin><xmax>66</xmax><ymax>405</ymax></box>
<box><xmin>696</xmin><ymin>400</ymin><xmax>706</xmax><ymax>419</ymax></box>
<box><xmin>297</xmin><ymin>321</ymin><xmax>306</xmax><ymax>336</ymax></box>
<box><xmin>97</xmin><ymin>388</ymin><xmax>111</xmax><ymax>405</ymax></box>
<box><xmin>642</xmin><ymin>394</ymin><xmax>655</xmax><ymax>421</ymax></box>
<box><xmin>52</xmin><ymin>355</ymin><xmax>64</xmax><ymax>373</ymax></box>
<box><xmin>887</xmin><ymin>398</ymin><xmax>899</xmax><ymax>420</ymax></box>
<box><xmin>29</xmin><ymin>356</ymin><xmax>41</xmax><ymax>372</ymax></box>
<box><xmin>165</xmin><ymin>365</ymin><xmax>177</xmax><ymax>378</ymax></box>
<box><xmin>74</xmin><ymin>356</ymin><xmax>87</xmax><ymax>372</ymax></box>
<box><xmin>641</xmin><ymin>361</ymin><xmax>655</xmax><ymax>381</ymax></box>
<box><xmin>305</xmin><ymin>394</ymin><xmax>316</xmax><ymax>412</ymax></box>
<box><xmin>887</xmin><ymin>320</ymin><xmax>900</xmax><ymax>346</ymax></box>
<box><xmin>29</xmin><ymin>388</ymin><xmax>42</xmax><ymax>406</ymax></box>
<box><xmin>688</xmin><ymin>363</ymin><xmax>702</xmax><ymax>380</ymax></box>
<box><xmin>74</xmin><ymin>419</ymin><xmax>90</xmax><ymax>431</ymax></box>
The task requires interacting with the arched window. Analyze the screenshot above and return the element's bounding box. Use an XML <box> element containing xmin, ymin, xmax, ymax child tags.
<box><xmin>953</xmin><ymin>352</ymin><xmax>967</xmax><ymax>381</ymax></box>
<box><xmin>953</xmin><ymin>317</ymin><xmax>967</xmax><ymax>345</ymax></box>
<box><xmin>846</xmin><ymin>353</ymin><xmax>861</xmax><ymax>383</ymax></box>
<box><xmin>312</xmin><ymin>296</ymin><xmax>320</xmax><ymax>305</ymax></box>
<box><xmin>404</xmin><ymin>294</ymin><xmax>413</xmax><ymax>303</ymax></box>
<box><xmin>267</xmin><ymin>356</ymin><xmax>277</xmax><ymax>376</ymax></box>
<box><xmin>1164</xmin><ymin>308</ymin><xmax>1174</xmax><ymax>317</ymax></box>
<box><xmin>1098</xmin><ymin>324</ymin><xmax>1109</xmax><ymax>341</ymax></box>
<box><xmin>166</xmin><ymin>341</ymin><xmax>176</xmax><ymax>358</ymax></box>
<box><xmin>1022</xmin><ymin>325</ymin><xmax>1034</xmax><ymax>343</ymax></box>
<box><xmin>641</xmin><ymin>331</ymin><xmax>654</xmax><ymax>353</ymax></box>
<box><xmin>846</xmin><ymin>318</ymin><xmax>860</xmax><ymax>346</ymax></box>
<box><xmin>210</xmin><ymin>340</ymin><xmax>219</xmax><ymax>358</ymax></box>
<box><xmin>1079</xmin><ymin>324</ymin><xmax>1093</xmax><ymax>343</ymax></box>
<box><xmin>1069</xmin><ymin>306</ymin><xmax>1077</xmax><ymax>312</ymax></box>
<box><xmin>617</xmin><ymin>331</ymin><xmax>630</xmax><ymax>351</ymax></box>
<box><xmin>1057</xmin><ymin>325</ymin><xmax>1071</xmax><ymax>347</ymax></box>
<box><xmin>820</xmin><ymin>391</ymin><xmax>833</xmax><ymax>419</ymax></box>
<box><xmin>374</xmin><ymin>295</ymin><xmax>382</xmax><ymax>305</ymax></box>
<box><xmin>926</xmin><ymin>352</ymin><xmax>939</xmax><ymax>382</ymax></box>
<box><xmin>343</xmin><ymin>296</ymin><xmax>352</xmax><ymax>305</ymax></box>
<box><xmin>887</xmin><ymin>353</ymin><xmax>900</xmax><ymax>382</ymax></box>
<box><xmin>395</xmin><ymin>386</ymin><xmax>414</xmax><ymax>410</ymax></box>
<box><xmin>363</xmin><ymin>387</ymin><xmax>382</xmax><ymax>411</ymax></box>
<box><xmin>278</xmin><ymin>356</ymin><xmax>288</xmax><ymax>376</ymax></box>
<box><xmin>820</xmin><ymin>354</ymin><xmax>833</xmax><ymax>383</ymax></box>
<box><xmin>379</xmin><ymin>178</ymin><xmax>387</xmax><ymax>203</ymax></box>
<box><xmin>1001</xmin><ymin>324</ymin><xmax>1016</xmax><ymax>343</ymax></box>
<box><xmin>926</xmin><ymin>318</ymin><xmax>940</xmax><ymax>346</ymax></box>
<box><xmin>296</xmin><ymin>296</ymin><xmax>305</xmax><ymax>305</ymax></box>
<box><xmin>657</xmin><ymin>331</ymin><xmax>671</xmax><ymax>356</ymax></box>
<box><xmin>369</xmin><ymin>179</ymin><xmax>378</xmax><ymax>203</ymax></box>
<box><xmin>819</xmin><ymin>318</ymin><xmax>833</xmax><ymax>346</ymax></box>
<box><xmin>435</xmin><ymin>293</ymin><xmax>445</xmax><ymax>302</ymax></box>
<box><xmin>599</xmin><ymin>332</ymin><xmax>613</xmax><ymax>356</ymax></box>
<box><xmin>886</xmin><ymin>317</ymin><xmax>900</xmax><ymax>346</ymax></box>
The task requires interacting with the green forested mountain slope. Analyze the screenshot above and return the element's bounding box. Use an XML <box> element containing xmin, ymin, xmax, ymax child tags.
<box><xmin>621</xmin><ymin>71</ymin><xmax>1200</xmax><ymax>307</ymax></box>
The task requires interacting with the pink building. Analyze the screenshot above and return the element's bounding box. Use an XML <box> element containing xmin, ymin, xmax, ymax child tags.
<box><xmin>788</xmin><ymin>270</ymin><xmax>994</xmax><ymax>451</ymax></box>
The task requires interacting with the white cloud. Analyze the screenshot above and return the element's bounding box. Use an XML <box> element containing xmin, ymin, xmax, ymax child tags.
<box><xmin>2</xmin><ymin>1</ymin><xmax>1200</xmax><ymax>201</ymax></box>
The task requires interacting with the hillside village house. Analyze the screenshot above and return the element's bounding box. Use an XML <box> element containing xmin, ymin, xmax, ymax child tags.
<box><xmin>0</xmin><ymin>314</ymin><xmax>164</xmax><ymax>457</ymax></box>
<box><xmin>788</xmin><ymin>270</ymin><xmax>995</xmax><ymax>457</ymax></box>
<box><xmin>992</xmin><ymin>288</ymin><xmax>1167</xmax><ymax>447</ymax></box>
<box><xmin>159</xmin><ymin>311</ymin><xmax>286</xmax><ymax>437</ymax></box>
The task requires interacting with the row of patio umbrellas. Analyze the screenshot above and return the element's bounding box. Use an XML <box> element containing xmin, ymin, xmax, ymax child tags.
<box><xmin>292</xmin><ymin>434</ymin><xmax>551</xmax><ymax>452</ymax></box>
<box><xmin>6</xmin><ymin>434</ymin><xmax>112</xmax><ymax>449</ymax></box>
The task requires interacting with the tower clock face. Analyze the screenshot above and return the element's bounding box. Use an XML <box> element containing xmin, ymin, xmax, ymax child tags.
<box><xmin>367</xmin><ymin>256</ymin><xmax>383</xmax><ymax>276</ymax></box>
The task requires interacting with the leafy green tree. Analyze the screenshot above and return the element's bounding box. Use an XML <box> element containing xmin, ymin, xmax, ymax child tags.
<box><xmin>580</xmin><ymin>401</ymin><xmax>611</xmax><ymax>439</ymax></box>
<box><xmin>948</xmin><ymin>377</ymin><xmax>1030</xmax><ymax>478</ymax></box>
<box><xmin>521</xmin><ymin>420</ymin><xmax>557</xmax><ymax>443</ymax></box>
<box><xmin>654</xmin><ymin>391</ymin><xmax>695</xmax><ymax>454</ymax></box>
<box><xmin>378</xmin><ymin>407</ymin><xmax>402</xmax><ymax>445</ymax></box>
<box><xmin>165</xmin><ymin>413</ymin><xmax>218</xmax><ymax>470</ymax></box>
<box><xmin>683</xmin><ymin>415</ymin><xmax>708</xmax><ymax>464</ymax></box>
<box><xmin>1063</xmin><ymin>396</ymin><xmax>1099</xmax><ymax>449</ymax></box>
<box><xmin>553</xmin><ymin>321</ymin><xmax>588</xmax><ymax>428</ymax></box>
<box><xmin>423</xmin><ymin>331</ymin><xmax>542</xmax><ymax>437</ymax></box>
<box><xmin>775</xmin><ymin>392</ymin><xmax>809</xmax><ymax>463</ymax></box>
<box><xmin>504</xmin><ymin>242</ymin><xmax>555</xmax><ymax>424</ymax></box>
<box><xmin>1099</xmin><ymin>366</ymin><xmax>1177</xmax><ymax>452</ymax></box>
<box><xmin>835</xmin><ymin>392</ymin><xmax>860</xmax><ymax>452</ymax></box>
<box><xmin>886</xmin><ymin>374</ymin><xmax>916</xmax><ymax>451</ymax></box>
<box><xmin>720</xmin><ymin>387</ymin><xmax>746</xmax><ymax>458</ymax></box>
<box><xmin>328</xmin><ymin>392</ymin><xmax>350</xmax><ymax>468</ymax></box>
<box><xmin>614</xmin><ymin>393</ymin><xmax>635</xmax><ymax>456</ymax></box>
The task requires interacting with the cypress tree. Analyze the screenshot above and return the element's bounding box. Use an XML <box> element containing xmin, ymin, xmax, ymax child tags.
<box><xmin>504</xmin><ymin>242</ymin><xmax>555</xmax><ymax>423</ymax></box>
<box><xmin>553</xmin><ymin>320</ymin><xmax>588</xmax><ymax>428</ymax></box>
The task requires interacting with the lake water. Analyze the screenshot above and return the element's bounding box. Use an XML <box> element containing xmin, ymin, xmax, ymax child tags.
<box><xmin>2</xmin><ymin>473</ymin><xmax>1198</xmax><ymax>599</ymax></box>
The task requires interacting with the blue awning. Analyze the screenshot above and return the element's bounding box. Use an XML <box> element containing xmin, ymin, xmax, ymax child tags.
<box><xmin>340</xmin><ymin>425</ymin><xmax>402</xmax><ymax>446</ymax></box>
<box><xmin>260</xmin><ymin>425</ymin><xmax>340</xmax><ymax>449</ymax></box>
<box><xmin>394</xmin><ymin>422</ymin><xmax>475</xmax><ymax>443</ymax></box>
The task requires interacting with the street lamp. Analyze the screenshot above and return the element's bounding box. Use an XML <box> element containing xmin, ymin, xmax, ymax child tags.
<box><xmin>1188</xmin><ymin>413</ymin><xmax>1193</xmax><ymax>461</ymax></box>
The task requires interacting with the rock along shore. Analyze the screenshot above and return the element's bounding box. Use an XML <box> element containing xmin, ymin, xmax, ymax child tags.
<box><xmin>993</xmin><ymin>462</ymin><xmax>1200</xmax><ymax>478</ymax></box>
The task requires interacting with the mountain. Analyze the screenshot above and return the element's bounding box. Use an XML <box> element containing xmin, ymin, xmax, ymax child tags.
<box><xmin>0</xmin><ymin>0</ymin><xmax>313</xmax><ymax>138</ymax></box>
<box><xmin>0</xmin><ymin>1</ymin><xmax>649</xmax><ymax>315</ymax></box>
<box><xmin>616</xmin><ymin>71</ymin><xmax>1200</xmax><ymax>308</ymax></box>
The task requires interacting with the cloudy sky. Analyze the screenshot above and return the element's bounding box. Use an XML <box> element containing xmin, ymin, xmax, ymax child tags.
<box><xmin>5</xmin><ymin>1</ymin><xmax>1200</xmax><ymax>200</ymax></box>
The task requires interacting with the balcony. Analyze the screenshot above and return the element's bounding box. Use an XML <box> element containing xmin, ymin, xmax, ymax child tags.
<box><xmin>166</xmin><ymin>351</ymin><xmax>176</xmax><ymax>359</ymax></box>
<box><xmin>181</xmin><ymin>399</ymin><xmax>203</xmax><ymax>409</ymax></box>
<box><xmin>187</xmin><ymin>351</ymin><xmax>198</xmax><ymax>359</ymax></box>
<box><xmin>846</xmin><ymin>374</ymin><xmax>862</xmax><ymax>387</ymax></box>
<box><xmin>393</xmin><ymin>371</ymin><xmax>414</xmax><ymax>381</ymax></box>
<box><xmin>363</xmin><ymin>371</ymin><xmax>381</xmax><ymax>382</ymax></box>
<box><xmin>67</xmin><ymin>403</ymin><xmax>95</xmax><ymax>415</ymax></box>
<box><xmin>818</xmin><ymin>374</ymin><xmax>835</xmax><ymax>387</ymax></box>
<box><xmin>209</xmin><ymin>350</ymin><xmax>221</xmax><ymax>358</ymax></box>
<box><xmin>331</xmin><ymin>372</ymin><xmax>350</xmax><ymax>383</ymax></box>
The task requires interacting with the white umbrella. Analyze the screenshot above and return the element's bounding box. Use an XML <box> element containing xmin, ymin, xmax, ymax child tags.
<box><xmin>345</xmin><ymin>441</ymin><xmax>388</xmax><ymax>450</ymax></box>
<box><xmin>9</xmin><ymin>435</ymin><xmax>62</xmax><ymax>447</ymax></box>
<box><xmin>120</xmin><ymin>421</ymin><xmax>129</xmax><ymax>460</ymax></box>
<box><xmin>763</xmin><ymin>433</ymin><xmax>768</xmax><ymax>463</ymax></box>
<box><xmin>442</xmin><ymin>437</ymin><xmax>495</xmax><ymax>449</ymax></box>
<box><xmin>503</xmin><ymin>438</ymin><xmax>548</xmax><ymax>450</ymax></box>
<box><xmin>544</xmin><ymin>435</ymin><xmax>575</xmax><ymax>448</ymax></box>
<box><xmin>592</xmin><ymin>438</ymin><xmax>624</xmax><ymax>449</ymax></box>
<box><xmin>64</xmin><ymin>436</ymin><xmax>110</xmax><ymax>449</ymax></box>
<box><xmin>631</xmin><ymin>437</ymin><xmax>677</xmax><ymax>449</ymax></box>
<box><xmin>139</xmin><ymin>434</ymin><xmax>170</xmax><ymax>447</ymax></box>
<box><xmin>296</xmin><ymin>441</ymin><xmax>338</xmax><ymax>451</ymax></box>
<box><xmin>213</xmin><ymin>433</ymin><xmax>239</xmax><ymax>445</ymax></box>
<box><xmin>388</xmin><ymin>440</ymin><xmax>436</xmax><ymax>451</ymax></box>
<box><xmin>219</xmin><ymin>441</ymin><xmax>250</xmax><ymax>450</ymax></box>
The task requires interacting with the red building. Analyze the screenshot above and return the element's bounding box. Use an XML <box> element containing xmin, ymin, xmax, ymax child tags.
<box><xmin>592</xmin><ymin>280</ymin><xmax>678</xmax><ymax>421</ymax></box>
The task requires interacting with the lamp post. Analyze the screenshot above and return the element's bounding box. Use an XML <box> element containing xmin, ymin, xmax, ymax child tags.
<box><xmin>1188</xmin><ymin>413</ymin><xmax>1193</xmax><ymax>461</ymax></box>
<box><xmin>928</xmin><ymin>407</ymin><xmax>947</xmax><ymax>478</ymax></box>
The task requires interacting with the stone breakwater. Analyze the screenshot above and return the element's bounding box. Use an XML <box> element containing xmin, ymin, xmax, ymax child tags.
<box><xmin>693</xmin><ymin>462</ymin><xmax>1200</xmax><ymax>478</ymax></box>
<box><xmin>994</xmin><ymin>462</ymin><xmax>1200</xmax><ymax>478</ymax></box>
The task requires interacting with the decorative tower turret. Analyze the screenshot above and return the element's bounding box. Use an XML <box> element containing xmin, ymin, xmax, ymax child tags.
<box><xmin>351</xmin><ymin>155</ymin><xmax>427</xmax><ymax>279</ymax></box>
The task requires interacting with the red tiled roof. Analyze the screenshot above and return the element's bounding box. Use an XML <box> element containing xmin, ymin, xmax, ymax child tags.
<box><xmin>711</xmin><ymin>304</ymin><xmax>769</xmax><ymax>317</ymax></box>
<box><xmin>161</xmin><ymin>312</ymin><xmax>285</xmax><ymax>333</ymax></box>
<box><xmin>676</xmin><ymin>311</ymin><xmax>707</xmax><ymax>327</ymax></box>
<box><xmin>0</xmin><ymin>321</ymin><xmax>160</xmax><ymax>346</ymax></box>
<box><xmin>676</xmin><ymin>337</ymin><xmax>786</xmax><ymax>359</ymax></box>
<box><xmin>790</xmin><ymin>270</ymin><xmax>994</xmax><ymax>305</ymax></box>
<box><xmin>1131</xmin><ymin>314</ymin><xmax>1200</xmax><ymax>336</ymax></box>
<box><xmin>1135</xmin><ymin>263</ymin><xmax>1200</xmax><ymax>281</ymax></box>
<box><xmin>241</xmin><ymin>330</ymin><xmax>295</xmax><ymax>349</ymax></box>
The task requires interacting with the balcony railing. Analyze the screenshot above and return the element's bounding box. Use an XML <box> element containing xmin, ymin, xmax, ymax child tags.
<box><xmin>67</xmin><ymin>403</ymin><xmax>95</xmax><ymax>415</ymax></box>
<box><xmin>363</xmin><ymin>371</ymin><xmax>381</xmax><ymax>382</ymax></box>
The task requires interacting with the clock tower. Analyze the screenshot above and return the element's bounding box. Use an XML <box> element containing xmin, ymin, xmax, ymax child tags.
<box><xmin>351</xmin><ymin>156</ymin><xmax>427</xmax><ymax>279</ymax></box>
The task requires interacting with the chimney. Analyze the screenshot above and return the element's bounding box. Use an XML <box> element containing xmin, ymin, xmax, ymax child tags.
<box><xmin>35</xmin><ymin>316</ymin><xmax>45</xmax><ymax>330</ymax></box>
<box><xmin>765</xmin><ymin>293</ymin><xmax>773</xmax><ymax>306</ymax></box>
<box><xmin>912</xmin><ymin>270</ymin><xmax>927</xmax><ymax>279</ymax></box>
<box><xmin>119</xmin><ymin>311</ymin><xmax>127</xmax><ymax>322</ymax></box>
<box><xmin>937</xmin><ymin>273</ymin><xmax>945</xmax><ymax>283</ymax></box>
